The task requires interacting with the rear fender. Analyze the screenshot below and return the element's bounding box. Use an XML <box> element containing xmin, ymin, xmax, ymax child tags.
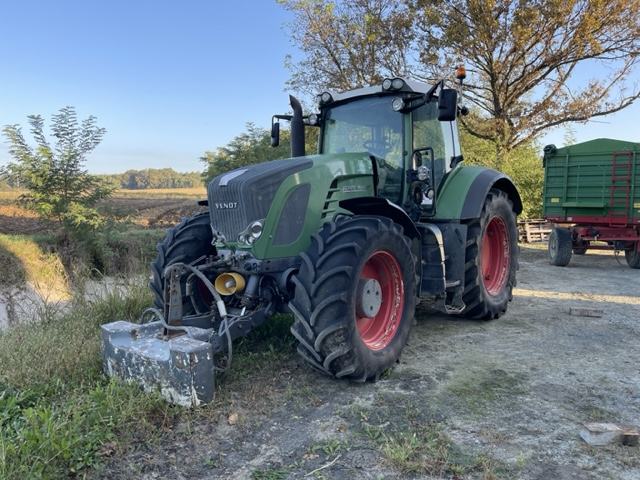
<box><xmin>436</xmin><ymin>166</ymin><xmax>522</xmax><ymax>220</ymax></box>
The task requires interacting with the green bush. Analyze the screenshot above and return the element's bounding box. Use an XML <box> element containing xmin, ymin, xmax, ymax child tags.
<box><xmin>2</xmin><ymin>107</ymin><xmax>113</xmax><ymax>231</ymax></box>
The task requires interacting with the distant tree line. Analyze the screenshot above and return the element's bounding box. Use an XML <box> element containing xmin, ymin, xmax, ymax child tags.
<box><xmin>99</xmin><ymin>168</ymin><xmax>203</xmax><ymax>190</ymax></box>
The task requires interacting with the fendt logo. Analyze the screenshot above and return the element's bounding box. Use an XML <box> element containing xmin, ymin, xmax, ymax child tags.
<box><xmin>214</xmin><ymin>202</ymin><xmax>238</xmax><ymax>209</ymax></box>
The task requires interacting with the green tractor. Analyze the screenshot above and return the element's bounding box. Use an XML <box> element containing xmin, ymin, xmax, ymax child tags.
<box><xmin>102</xmin><ymin>75</ymin><xmax>521</xmax><ymax>406</ymax></box>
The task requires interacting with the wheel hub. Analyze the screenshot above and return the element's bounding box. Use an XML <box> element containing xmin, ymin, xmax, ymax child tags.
<box><xmin>356</xmin><ymin>278</ymin><xmax>382</xmax><ymax>318</ymax></box>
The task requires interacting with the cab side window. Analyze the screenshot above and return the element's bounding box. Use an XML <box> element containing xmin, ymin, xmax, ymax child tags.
<box><xmin>413</xmin><ymin>102</ymin><xmax>446</xmax><ymax>188</ymax></box>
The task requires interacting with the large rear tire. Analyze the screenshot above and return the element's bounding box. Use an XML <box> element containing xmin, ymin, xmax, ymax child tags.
<box><xmin>460</xmin><ymin>189</ymin><xmax>518</xmax><ymax>320</ymax></box>
<box><xmin>150</xmin><ymin>212</ymin><xmax>214</xmax><ymax>311</ymax></box>
<box><xmin>289</xmin><ymin>216</ymin><xmax>417</xmax><ymax>381</ymax></box>
<box><xmin>548</xmin><ymin>227</ymin><xmax>572</xmax><ymax>267</ymax></box>
<box><xmin>625</xmin><ymin>242</ymin><xmax>640</xmax><ymax>269</ymax></box>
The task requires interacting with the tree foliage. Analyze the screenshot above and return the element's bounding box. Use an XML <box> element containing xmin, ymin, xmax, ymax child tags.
<box><xmin>415</xmin><ymin>0</ymin><xmax>640</xmax><ymax>157</ymax></box>
<box><xmin>202</xmin><ymin>123</ymin><xmax>319</xmax><ymax>183</ymax></box>
<box><xmin>280</xmin><ymin>0</ymin><xmax>639</xmax><ymax>216</ymax></box>
<box><xmin>280</xmin><ymin>0</ymin><xmax>414</xmax><ymax>95</ymax></box>
<box><xmin>282</xmin><ymin>0</ymin><xmax>640</xmax><ymax>163</ymax></box>
<box><xmin>460</xmin><ymin>130</ymin><xmax>544</xmax><ymax>218</ymax></box>
<box><xmin>2</xmin><ymin>106</ymin><xmax>113</xmax><ymax>229</ymax></box>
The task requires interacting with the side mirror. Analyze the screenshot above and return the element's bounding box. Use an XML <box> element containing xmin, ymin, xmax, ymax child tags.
<box><xmin>270</xmin><ymin>121</ymin><xmax>280</xmax><ymax>147</ymax></box>
<box><xmin>438</xmin><ymin>89</ymin><xmax>458</xmax><ymax>122</ymax></box>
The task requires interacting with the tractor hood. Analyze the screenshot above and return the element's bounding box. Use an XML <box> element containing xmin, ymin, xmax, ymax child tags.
<box><xmin>207</xmin><ymin>153</ymin><xmax>375</xmax><ymax>255</ymax></box>
<box><xmin>207</xmin><ymin>157</ymin><xmax>313</xmax><ymax>243</ymax></box>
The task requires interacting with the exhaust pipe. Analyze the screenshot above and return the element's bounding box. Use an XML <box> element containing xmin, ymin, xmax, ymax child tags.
<box><xmin>289</xmin><ymin>95</ymin><xmax>305</xmax><ymax>157</ymax></box>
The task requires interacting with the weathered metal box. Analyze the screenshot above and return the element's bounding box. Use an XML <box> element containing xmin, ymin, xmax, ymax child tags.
<box><xmin>543</xmin><ymin>139</ymin><xmax>640</xmax><ymax>225</ymax></box>
<box><xmin>101</xmin><ymin>321</ymin><xmax>215</xmax><ymax>407</ymax></box>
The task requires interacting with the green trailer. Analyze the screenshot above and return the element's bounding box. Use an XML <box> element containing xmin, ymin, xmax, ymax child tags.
<box><xmin>543</xmin><ymin>138</ymin><xmax>640</xmax><ymax>268</ymax></box>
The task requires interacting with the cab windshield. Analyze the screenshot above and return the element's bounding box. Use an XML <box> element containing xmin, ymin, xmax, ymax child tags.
<box><xmin>322</xmin><ymin>96</ymin><xmax>404</xmax><ymax>202</ymax></box>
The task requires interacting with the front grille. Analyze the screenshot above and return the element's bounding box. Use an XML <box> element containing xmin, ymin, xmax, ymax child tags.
<box><xmin>207</xmin><ymin>158</ymin><xmax>312</xmax><ymax>241</ymax></box>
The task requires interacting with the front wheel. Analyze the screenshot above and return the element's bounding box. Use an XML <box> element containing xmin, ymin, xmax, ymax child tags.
<box><xmin>460</xmin><ymin>189</ymin><xmax>519</xmax><ymax>320</ymax></box>
<box><xmin>289</xmin><ymin>216</ymin><xmax>417</xmax><ymax>381</ymax></box>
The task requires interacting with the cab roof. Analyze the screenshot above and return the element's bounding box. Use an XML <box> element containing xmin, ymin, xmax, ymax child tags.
<box><xmin>323</xmin><ymin>78</ymin><xmax>433</xmax><ymax>104</ymax></box>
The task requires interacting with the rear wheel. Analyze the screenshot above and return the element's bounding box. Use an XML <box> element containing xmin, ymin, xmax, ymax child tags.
<box><xmin>548</xmin><ymin>227</ymin><xmax>572</xmax><ymax>266</ymax></box>
<box><xmin>289</xmin><ymin>216</ymin><xmax>417</xmax><ymax>381</ymax></box>
<box><xmin>460</xmin><ymin>189</ymin><xmax>518</xmax><ymax>320</ymax></box>
<box><xmin>150</xmin><ymin>212</ymin><xmax>214</xmax><ymax>312</ymax></box>
<box><xmin>625</xmin><ymin>242</ymin><xmax>640</xmax><ymax>269</ymax></box>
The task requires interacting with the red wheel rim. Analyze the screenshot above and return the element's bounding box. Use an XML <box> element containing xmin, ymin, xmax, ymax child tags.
<box><xmin>481</xmin><ymin>216</ymin><xmax>510</xmax><ymax>296</ymax></box>
<box><xmin>356</xmin><ymin>250</ymin><xmax>405</xmax><ymax>351</ymax></box>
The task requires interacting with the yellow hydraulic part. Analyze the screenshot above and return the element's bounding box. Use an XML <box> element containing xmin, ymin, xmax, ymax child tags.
<box><xmin>214</xmin><ymin>272</ymin><xmax>246</xmax><ymax>296</ymax></box>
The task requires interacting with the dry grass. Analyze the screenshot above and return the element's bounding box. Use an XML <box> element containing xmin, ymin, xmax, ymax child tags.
<box><xmin>0</xmin><ymin>190</ymin><xmax>24</xmax><ymax>201</ymax></box>
<box><xmin>1</xmin><ymin>188</ymin><xmax>206</xmax><ymax>201</ymax></box>
<box><xmin>0</xmin><ymin>234</ymin><xmax>70</xmax><ymax>300</ymax></box>
<box><xmin>0</xmin><ymin>204</ymin><xmax>39</xmax><ymax>218</ymax></box>
<box><xmin>113</xmin><ymin>187</ymin><xmax>206</xmax><ymax>199</ymax></box>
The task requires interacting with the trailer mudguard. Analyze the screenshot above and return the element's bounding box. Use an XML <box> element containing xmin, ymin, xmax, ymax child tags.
<box><xmin>435</xmin><ymin>165</ymin><xmax>522</xmax><ymax>220</ymax></box>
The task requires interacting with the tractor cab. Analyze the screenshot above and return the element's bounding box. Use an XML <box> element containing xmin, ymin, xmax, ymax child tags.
<box><xmin>272</xmin><ymin>77</ymin><xmax>464</xmax><ymax>220</ymax></box>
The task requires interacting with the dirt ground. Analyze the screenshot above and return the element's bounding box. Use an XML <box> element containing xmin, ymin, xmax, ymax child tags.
<box><xmin>0</xmin><ymin>195</ymin><xmax>203</xmax><ymax>234</ymax></box>
<box><xmin>101</xmin><ymin>245</ymin><xmax>640</xmax><ymax>480</ymax></box>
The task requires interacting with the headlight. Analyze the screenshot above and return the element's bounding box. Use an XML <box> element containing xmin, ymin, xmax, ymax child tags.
<box><xmin>392</xmin><ymin>97</ymin><xmax>405</xmax><ymax>112</ymax></box>
<box><xmin>318</xmin><ymin>92</ymin><xmax>333</xmax><ymax>106</ymax></box>
<box><xmin>248</xmin><ymin>220</ymin><xmax>263</xmax><ymax>239</ymax></box>
<box><xmin>237</xmin><ymin>219</ymin><xmax>264</xmax><ymax>246</ymax></box>
<box><xmin>391</xmin><ymin>78</ymin><xmax>405</xmax><ymax>90</ymax></box>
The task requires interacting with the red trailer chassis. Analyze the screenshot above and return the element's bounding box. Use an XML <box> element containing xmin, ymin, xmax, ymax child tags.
<box><xmin>546</xmin><ymin>216</ymin><xmax>640</xmax><ymax>252</ymax></box>
<box><xmin>546</xmin><ymin>216</ymin><xmax>640</xmax><ymax>269</ymax></box>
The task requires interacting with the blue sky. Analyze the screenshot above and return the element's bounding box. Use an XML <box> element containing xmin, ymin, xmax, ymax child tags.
<box><xmin>0</xmin><ymin>0</ymin><xmax>638</xmax><ymax>173</ymax></box>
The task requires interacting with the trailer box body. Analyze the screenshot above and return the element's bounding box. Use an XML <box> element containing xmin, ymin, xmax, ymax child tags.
<box><xmin>543</xmin><ymin>138</ymin><xmax>640</xmax><ymax>226</ymax></box>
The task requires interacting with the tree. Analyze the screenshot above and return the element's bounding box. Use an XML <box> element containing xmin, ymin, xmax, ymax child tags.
<box><xmin>282</xmin><ymin>0</ymin><xmax>640</xmax><ymax>167</ymax></box>
<box><xmin>414</xmin><ymin>0</ymin><xmax>640</xmax><ymax>165</ymax></box>
<box><xmin>461</xmin><ymin>129</ymin><xmax>544</xmax><ymax>218</ymax></box>
<box><xmin>202</xmin><ymin>123</ymin><xmax>320</xmax><ymax>183</ymax></box>
<box><xmin>2</xmin><ymin>106</ymin><xmax>113</xmax><ymax>229</ymax></box>
<box><xmin>280</xmin><ymin>0</ymin><xmax>415</xmax><ymax>95</ymax></box>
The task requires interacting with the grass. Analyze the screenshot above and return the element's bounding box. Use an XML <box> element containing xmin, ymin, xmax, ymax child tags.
<box><xmin>0</xmin><ymin>234</ymin><xmax>70</xmax><ymax>301</ymax></box>
<box><xmin>251</xmin><ymin>467</ymin><xmax>290</xmax><ymax>480</ymax></box>
<box><xmin>113</xmin><ymin>187</ymin><xmax>206</xmax><ymax>199</ymax></box>
<box><xmin>444</xmin><ymin>365</ymin><xmax>528</xmax><ymax>415</ymax></box>
<box><xmin>347</xmin><ymin>394</ymin><xmax>509</xmax><ymax>479</ymax></box>
<box><xmin>0</xmin><ymin>188</ymin><xmax>206</xmax><ymax>202</ymax></box>
<box><xmin>0</xmin><ymin>190</ymin><xmax>23</xmax><ymax>202</ymax></box>
<box><xmin>0</xmin><ymin>279</ymin><xmax>175</xmax><ymax>479</ymax></box>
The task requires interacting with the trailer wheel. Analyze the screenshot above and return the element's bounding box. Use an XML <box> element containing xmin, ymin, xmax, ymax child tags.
<box><xmin>625</xmin><ymin>243</ymin><xmax>640</xmax><ymax>269</ymax></box>
<box><xmin>548</xmin><ymin>228</ymin><xmax>573</xmax><ymax>266</ymax></box>
<box><xmin>289</xmin><ymin>216</ymin><xmax>417</xmax><ymax>381</ymax></box>
<box><xmin>460</xmin><ymin>189</ymin><xmax>518</xmax><ymax>320</ymax></box>
<box><xmin>573</xmin><ymin>240</ymin><xmax>589</xmax><ymax>255</ymax></box>
<box><xmin>150</xmin><ymin>212</ymin><xmax>214</xmax><ymax>312</ymax></box>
